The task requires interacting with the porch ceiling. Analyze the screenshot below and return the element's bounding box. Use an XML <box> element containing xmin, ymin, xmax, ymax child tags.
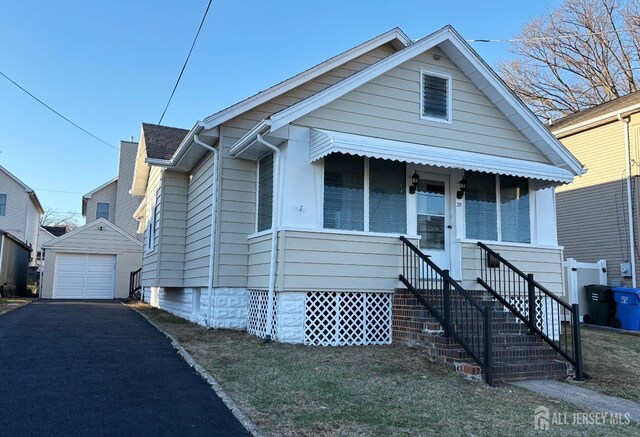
<box><xmin>310</xmin><ymin>129</ymin><xmax>574</xmax><ymax>186</ymax></box>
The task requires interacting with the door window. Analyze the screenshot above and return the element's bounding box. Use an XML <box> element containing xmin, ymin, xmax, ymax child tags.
<box><xmin>417</xmin><ymin>180</ymin><xmax>445</xmax><ymax>250</ymax></box>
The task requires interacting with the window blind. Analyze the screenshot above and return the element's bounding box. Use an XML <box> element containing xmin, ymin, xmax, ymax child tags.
<box><xmin>369</xmin><ymin>159</ymin><xmax>406</xmax><ymax>233</ymax></box>
<box><xmin>324</xmin><ymin>153</ymin><xmax>364</xmax><ymax>231</ymax></box>
<box><xmin>422</xmin><ymin>73</ymin><xmax>448</xmax><ymax>119</ymax></box>
<box><xmin>257</xmin><ymin>153</ymin><xmax>273</xmax><ymax>232</ymax></box>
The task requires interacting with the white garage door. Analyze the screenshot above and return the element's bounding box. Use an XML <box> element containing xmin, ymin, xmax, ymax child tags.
<box><xmin>53</xmin><ymin>254</ymin><xmax>116</xmax><ymax>299</ymax></box>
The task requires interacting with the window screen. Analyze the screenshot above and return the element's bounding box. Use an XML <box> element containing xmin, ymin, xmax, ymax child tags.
<box><xmin>500</xmin><ymin>176</ymin><xmax>530</xmax><ymax>243</ymax></box>
<box><xmin>323</xmin><ymin>153</ymin><xmax>364</xmax><ymax>231</ymax></box>
<box><xmin>465</xmin><ymin>171</ymin><xmax>497</xmax><ymax>241</ymax></box>
<box><xmin>369</xmin><ymin>159</ymin><xmax>406</xmax><ymax>233</ymax></box>
<box><xmin>257</xmin><ymin>153</ymin><xmax>273</xmax><ymax>232</ymax></box>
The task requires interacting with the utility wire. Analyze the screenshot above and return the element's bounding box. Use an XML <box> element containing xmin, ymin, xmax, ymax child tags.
<box><xmin>158</xmin><ymin>0</ymin><xmax>212</xmax><ymax>125</ymax></box>
<box><xmin>0</xmin><ymin>70</ymin><xmax>118</xmax><ymax>151</ymax></box>
<box><xmin>34</xmin><ymin>188</ymin><xmax>85</xmax><ymax>195</ymax></box>
<box><xmin>467</xmin><ymin>28</ymin><xmax>631</xmax><ymax>43</ymax></box>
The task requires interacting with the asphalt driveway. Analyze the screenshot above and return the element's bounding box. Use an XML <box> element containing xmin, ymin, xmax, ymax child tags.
<box><xmin>0</xmin><ymin>300</ymin><xmax>251</xmax><ymax>436</ymax></box>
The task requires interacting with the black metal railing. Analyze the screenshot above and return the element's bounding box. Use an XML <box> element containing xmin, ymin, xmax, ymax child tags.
<box><xmin>476</xmin><ymin>242</ymin><xmax>583</xmax><ymax>380</ymax></box>
<box><xmin>129</xmin><ymin>268</ymin><xmax>142</xmax><ymax>299</ymax></box>
<box><xmin>399</xmin><ymin>236</ymin><xmax>493</xmax><ymax>385</ymax></box>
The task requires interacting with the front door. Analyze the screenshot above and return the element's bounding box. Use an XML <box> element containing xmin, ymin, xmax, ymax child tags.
<box><xmin>416</xmin><ymin>176</ymin><xmax>450</xmax><ymax>270</ymax></box>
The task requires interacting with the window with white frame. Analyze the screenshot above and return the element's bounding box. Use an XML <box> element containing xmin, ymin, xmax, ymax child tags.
<box><xmin>257</xmin><ymin>153</ymin><xmax>273</xmax><ymax>232</ymax></box>
<box><xmin>0</xmin><ymin>193</ymin><xmax>6</xmax><ymax>216</ymax></box>
<box><xmin>465</xmin><ymin>171</ymin><xmax>530</xmax><ymax>243</ymax></box>
<box><xmin>420</xmin><ymin>69</ymin><xmax>451</xmax><ymax>123</ymax></box>
<box><xmin>96</xmin><ymin>202</ymin><xmax>109</xmax><ymax>220</ymax></box>
<box><xmin>323</xmin><ymin>153</ymin><xmax>406</xmax><ymax>233</ymax></box>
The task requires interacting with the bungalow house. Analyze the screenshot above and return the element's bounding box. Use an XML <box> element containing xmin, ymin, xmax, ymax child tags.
<box><xmin>133</xmin><ymin>26</ymin><xmax>584</xmax><ymax>382</ymax></box>
<box><xmin>0</xmin><ymin>164</ymin><xmax>44</xmax><ymax>266</ymax></box>
<box><xmin>40</xmin><ymin>140</ymin><xmax>143</xmax><ymax>299</ymax></box>
<box><xmin>551</xmin><ymin>92</ymin><xmax>640</xmax><ymax>287</ymax></box>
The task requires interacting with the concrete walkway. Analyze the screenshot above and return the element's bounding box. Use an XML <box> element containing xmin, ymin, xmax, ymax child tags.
<box><xmin>512</xmin><ymin>380</ymin><xmax>640</xmax><ymax>423</ymax></box>
<box><xmin>0</xmin><ymin>300</ymin><xmax>251</xmax><ymax>436</ymax></box>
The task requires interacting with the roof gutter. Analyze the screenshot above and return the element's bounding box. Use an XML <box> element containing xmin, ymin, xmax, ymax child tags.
<box><xmin>228</xmin><ymin>119</ymin><xmax>272</xmax><ymax>157</ymax></box>
<box><xmin>552</xmin><ymin>103</ymin><xmax>640</xmax><ymax>138</ymax></box>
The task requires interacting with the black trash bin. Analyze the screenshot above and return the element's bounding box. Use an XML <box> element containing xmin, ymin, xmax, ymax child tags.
<box><xmin>583</xmin><ymin>284</ymin><xmax>615</xmax><ymax>326</ymax></box>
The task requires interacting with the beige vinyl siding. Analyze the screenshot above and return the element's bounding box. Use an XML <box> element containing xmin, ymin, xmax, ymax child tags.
<box><xmin>85</xmin><ymin>181</ymin><xmax>117</xmax><ymax>224</ymax></box>
<box><xmin>296</xmin><ymin>47</ymin><xmax>549</xmax><ymax>163</ymax></box>
<box><xmin>184</xmin><ymin>153</ymin><xmax>214</xmax><ymax>287</ymax></box>
<box><xmin>247</xmin><ymin>232</ymin><xmax>273</xmax><ymax>289</ymax></box>
<box><xmin>215</xmin><ymin>44</ymin><xmax>400</xmax><ymax>288</ymax></box>
<box><xmin>157</xmin><ymin>170</ymin><xmax>187</xmax><ymax>287</ymax></box>
<box><xmin>141</xmin><ymin>166</ymin><xmax>162</xmax><ymax>285</ymax></box>
<box><xmin>271</xmin><ymin>230</ymin><xmax>416</xmax><ymax>292</ymax></box>
<box><xmin>460</xmin><ymin>242</ymin><xmax>565</xmax><ymax>295</ymax></box>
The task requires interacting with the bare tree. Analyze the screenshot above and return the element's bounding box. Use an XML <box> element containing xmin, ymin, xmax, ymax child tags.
<box><xmin>499</xmin><ymin>0</ymin><xmax>640</xmax><ymax>120</ymax></box>
<box><xmin>40</xmin><ymin>208</ymin><xmax>80</xmax><ymax>232</ymax></box>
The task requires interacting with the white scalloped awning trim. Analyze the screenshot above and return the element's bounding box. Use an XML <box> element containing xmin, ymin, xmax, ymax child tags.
<box><xmin>310</xmin><ymin>129</ymin><xmax>574</xmax><ymax>185</ymax></box>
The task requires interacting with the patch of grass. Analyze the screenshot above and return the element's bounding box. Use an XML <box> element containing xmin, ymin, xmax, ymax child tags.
<box><xmin>0</xmin><ymin>298</ymin><xmax>31</xmax><ymax>315</ymax></box>
<box><xmin>131</xmin><ymin>304</ymin><xmax>639</xmax><ymax>436</ymax></box>
<box><xmin>581</xmin><ymin>326</ymin><xmax>640</xmax><ymax>403</ymax></box>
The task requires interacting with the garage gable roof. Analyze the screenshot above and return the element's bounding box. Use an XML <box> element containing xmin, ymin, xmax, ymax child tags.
<box><xmin>43</xmin><ymin>218</ymin><xmax>142</xmax><ymax>249</ymax></box>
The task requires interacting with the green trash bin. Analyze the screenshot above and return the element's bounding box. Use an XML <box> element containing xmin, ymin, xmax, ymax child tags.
<box><xmin>584</xmin><ymin>285</ymin><xmax>614</xmax><ymax>326</ymax></box>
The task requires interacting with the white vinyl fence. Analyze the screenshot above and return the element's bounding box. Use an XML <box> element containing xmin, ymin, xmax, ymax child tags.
<box><xmin>564</xmin><ymin>258</ymin><xmax>607</xmax><ymax>322</ymax></box>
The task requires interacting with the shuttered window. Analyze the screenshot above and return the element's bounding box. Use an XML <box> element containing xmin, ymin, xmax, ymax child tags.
<box><xmin>324</xmin><ymin>153</ymin><xmax>364</xmax><ymax>231</ymax></box>
<box><xmin>257</xmin><ymin>153</ymin><xmax>273</xmax><ymax>232</ymax></box>
<box><xmin>421</xmin><ymin>70</ymin><xmax>451</xmax><ymax>121</ymax></box>
<box><xmin>0</xmin><ymin>193</ymin><xmax>6</xmax><ymax>216</ymax></box>
<box><xmin>465</xmin><ymin>171</ymin><xmax>530</xmax><ymax>243</ymax></box>
<box><xmin>369</xmin><ymin>159</ymin><xmax>406</xmax><ymax>233</ymax></box>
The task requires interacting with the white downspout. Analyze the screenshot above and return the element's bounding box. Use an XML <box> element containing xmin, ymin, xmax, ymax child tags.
<box><xmin>193</xmin><ymin>134</ymin><xmax>219</xmax><ymax>326</ymax></box>
<box><xmin>618</xmin><ymin>114</ymin><xmax>637</xmax><ymax>287</ymax></box>
<box><xmin>256</xmin><ymin>134</ymin><xmax>281</xmax><ymax>342</ymax></box>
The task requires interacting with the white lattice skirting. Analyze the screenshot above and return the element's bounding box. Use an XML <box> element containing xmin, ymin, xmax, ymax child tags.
<box><xmin>304</xmin><ymin>291</ymin><xmax>392</xmax><ymax>346</ymax></box>
<box><xmin>247</xmin><ymin>290</ymin><xmax>277</xmax><ymax>338</ymax></box>
<box><xmin>506</xmin><ymin>295</ymin><xmax>560</xmax><ymax>341</ymax></box>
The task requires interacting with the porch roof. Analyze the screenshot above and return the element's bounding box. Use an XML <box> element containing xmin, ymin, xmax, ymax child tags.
<box><xmin>310</xmin><ymin>129</ymin><xmax>574</xmax><ymax>186</ymax></box>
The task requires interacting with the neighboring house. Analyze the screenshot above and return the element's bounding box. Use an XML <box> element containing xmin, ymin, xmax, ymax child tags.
<box><xmin>133</xmin><ymin>26</ymin><xmax>583</xmax><ymax>381</ymax></box>
<box><xmin>36</xmin><ymin>226</ymin><xmax>56</xmax><ymax>268</ymax></box>
<box><xmin>0</xmin><ymin>165</ymin><xmax>44</xmax><ymax>266</ymax></box>
<box><xmin>40</xmin><ymin>140</ymin><xmax>143</xmax><ymax>299</ymax></box>
<box><xmin>0</xmin><ymin>230</ymin><xmax>31</xmax><ymax>297</ymax></box>
<box><xmin>552</xmin><ymin>91</ymin><xmax>640</xmax><ymax>287</ymax></box>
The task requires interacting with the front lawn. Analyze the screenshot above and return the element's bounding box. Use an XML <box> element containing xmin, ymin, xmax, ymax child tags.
<box><xmin>581</xmin><ymin>326</ymin><xmax>640</xmax><ymax>403</ymax></box>
<box><xmin>129</xmin><ymin>303</ymin><xmax>638</xmax><ymax>436</ymax></box>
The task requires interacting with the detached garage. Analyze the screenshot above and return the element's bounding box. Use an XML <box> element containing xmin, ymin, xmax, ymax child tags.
<box><xmin>41</xmin><ymin>218</ymin><xmax>142</xmax><ymax>299</ymax></box>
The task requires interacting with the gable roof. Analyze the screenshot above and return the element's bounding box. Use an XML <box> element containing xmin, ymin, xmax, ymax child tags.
<box><xmin>81</xmin><ymin>177</ymin><xmax>117</xmax><ymax>217</ymax></box>
<box><xmin>0</xmin><ymin>164</ymin><xmax>44</xmax><ymax>214</ymax></box>
<box><xmin>550</xmin><ymin>91</ymin><xmax>640</xmax><ymax>137</ymax></box>
<box><xmin>141</xmin><ymin>123</ymin><xmax>190</xmax><ymax>160</ymax></box>
<box><xmin>42</xmin><ymin>217</ymin><xmax>142</xmax><ymax>249</ymax></box>
<box><xmin>229</xmin><ymin>25</ymin><xmax>583</xmax><ymax>177</ymax></box>
<box><xmin>42</xmin><ymin>226</ymin><xmax>65</xmax><ymax>237</ymax></box>
<box><xmin>201</xmin><ymin>27</ymin><xmax>411</xmax><ymax>130</ymax></box>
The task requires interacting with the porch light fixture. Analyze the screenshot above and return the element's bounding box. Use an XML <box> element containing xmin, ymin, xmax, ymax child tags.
<box><xmin>409</xmin><ymin>170</ymin><xmax>420</xmax><ymax>194</ymax></box>
<box><xmin>456</xmin><ymin>178</ymin><xmax>467</xmax><ymax>199</ymax></box>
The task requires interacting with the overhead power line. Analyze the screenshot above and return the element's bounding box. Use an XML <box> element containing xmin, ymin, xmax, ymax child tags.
<box><xmin>0</xmin><ymin>70</ymin><xmax>118</xmax><ymax>151</ymax></box>
<box><xmin>158</xmin><ymin>0</ymin><xmax>213</xmax><ymax>125</ymax></box>
<box><xmin>467</xmin><ymin>28</ymin><xmax>631</xmax><ymax>43</ymax></box>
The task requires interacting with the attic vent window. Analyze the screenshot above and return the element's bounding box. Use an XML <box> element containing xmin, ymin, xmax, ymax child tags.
<box><xmin>420</xmin><ymin>69</ymin><xmax>451</xmax><ymax>123</ymax></box>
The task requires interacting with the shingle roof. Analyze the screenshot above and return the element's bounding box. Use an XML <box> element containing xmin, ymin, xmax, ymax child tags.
<box><xmin>550</xmin><ymin>91</ymin><xmax>640</xmax><ymax>131</ymax></box>
<box><xmin>141</xmin><ymin>123</ymin><xmax>190</xmax><ymax>160</ymax></box>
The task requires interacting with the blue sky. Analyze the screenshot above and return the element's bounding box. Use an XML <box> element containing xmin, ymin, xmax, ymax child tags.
<box><xmin>0</xmin><ymin>0</ymin><xmax>562</xmax><ymax>222</ymax></box>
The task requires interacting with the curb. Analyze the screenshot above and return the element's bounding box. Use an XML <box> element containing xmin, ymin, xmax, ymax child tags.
<box><xmin>0</xmin><ymin>299</ymin><xmax>33</xmax><ymax>317</ymax></box>
<box><xmin>124</xmin><ymin>304</ymin><xmax>265</xmax><ymax>437</ymax></box>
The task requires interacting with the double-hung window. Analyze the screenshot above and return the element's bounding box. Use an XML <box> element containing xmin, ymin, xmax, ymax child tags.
<box><xmin>420</xmin><ymin>69</ymin><xmax>452</xmax><ymax>123</ymax></box>
<box><xmin>465</xmin><ymin>171</ymin><xmax>530</xmax><ymax>243</ymax></box>
<box><xmin>323</xmin><ymin>153</ymin><xmax>406</xmax><ymax>234</ymax></box>
<box><xmin>145</xmin><ymin>189</ymin><xmax>161</xmax><ymax>252</ymax></box>
<box><xmin>96</xmin><ymin>202</ymin><xmax>110</xmax><ymax>220</ymax></box>
<box><xmin>0</xmin><ymin>193</ymin><xmax>6</xmax><ymax>216</ymax></box>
